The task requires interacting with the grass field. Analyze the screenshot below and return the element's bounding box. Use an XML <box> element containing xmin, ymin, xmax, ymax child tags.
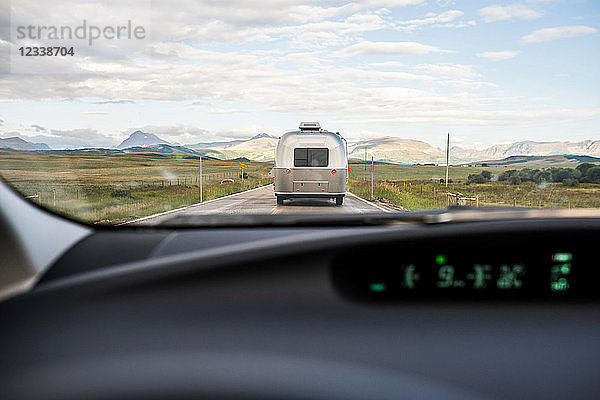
<box><xmin>0</xmin><ymin>151</ymin><xmax>273</xmax><ymax>224</ymax></box>
<box><xmin>348</xmin><ymin>160</ymin><xmax>600</xmax><ymax>210</ymax></box>
<box><xmin>349</xmin><ymin>179</ymin><xmax>600</xmax><ymax>209</ymax></box>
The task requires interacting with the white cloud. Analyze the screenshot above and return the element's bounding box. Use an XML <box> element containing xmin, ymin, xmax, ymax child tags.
<box><xmin>478</xmin><ymin>4</ymin><xmax>543</xmax><ymax>22</ymax></box>
<box><xmin>394</xmin><ymin>9</ymin><xmax>476</xmax><ymax>30</ymax></box>
<box><xmin>336</xmin><ymin>41</ymin><xmax>449</xmax><ymax>57</ymax></box>
<box><xmin>476</xmin><ymin>51</ymin><xmax>520</xmax><ymax>61</ymax></box>
<box><xmin>131</xmin><ymin>124</ymin><xmax>212</xmax><ymax>144</ymax></box>
<box><xmin>521</xmin><ymin>25</ymin><xmax>597</xmax><ymax>43</ymax></box>
<box><xmin>397</xmin><ymin>9</ymin><xmax>463</xmax><ymax>26</ymax></box>
<box><xmin>415</xmin><ymin>63</ymin><xmax>480</xmax><ymax>78</ymax></box>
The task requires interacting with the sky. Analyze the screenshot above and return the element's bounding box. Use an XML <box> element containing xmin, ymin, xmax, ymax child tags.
<box><xmin>0</xmin><ymin>0</ymin><xmax>599</xmax><ymax>149</ymax></box>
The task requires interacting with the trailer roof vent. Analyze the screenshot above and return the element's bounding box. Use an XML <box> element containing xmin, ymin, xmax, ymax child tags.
<box><xmin>299</xmin><ymin>122</ymin><xmax>321</xmax><ymax>131</ymax></box>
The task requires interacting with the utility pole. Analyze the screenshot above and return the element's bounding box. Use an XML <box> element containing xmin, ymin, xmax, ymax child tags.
<box><xmin>371</xmin><ymin>156</ymin><xmax>374</xmax><ymax>200</ymax></box>
<box><xmin>364</xmin><ymin>146</ymin><xmax>367</xmax><ymax>170</ymax></box>
<box><xmin>199</xmin><ymin>156</ymin><xmax>203</xmax><ymax>203</ymax></box>
<box><xmin>445</xmin><ymin>132</ymin><xmax>450</xmax><ymax>188</ymax></box>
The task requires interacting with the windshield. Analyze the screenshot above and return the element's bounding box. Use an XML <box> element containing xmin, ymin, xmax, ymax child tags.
<box><xmin>1</xmin><ymin>1</ymin><xmax>599</xmax><ymax>226</ymax></box>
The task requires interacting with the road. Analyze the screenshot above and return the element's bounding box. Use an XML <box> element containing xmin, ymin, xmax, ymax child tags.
<box><xmin>130</xmin><ymin>184</ymin><xmax>390</xmax><ymax>225</ymax></box>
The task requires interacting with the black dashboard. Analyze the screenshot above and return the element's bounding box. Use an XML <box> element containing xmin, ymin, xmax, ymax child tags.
<box><xmin>1</xmin><ymin>218</ymin><xmax>600</xmax><ymax>399</ymax></box>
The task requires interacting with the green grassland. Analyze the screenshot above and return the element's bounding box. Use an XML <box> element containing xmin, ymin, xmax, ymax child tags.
<box><xmin>0</xmin><ymin>151</ymin><xmax>273</xmax><ymax>224</ymax></box>
<box><xmin>348</xmin><ymin>160</ymin><xmax>600</xmax><ymax>210</ymax></box>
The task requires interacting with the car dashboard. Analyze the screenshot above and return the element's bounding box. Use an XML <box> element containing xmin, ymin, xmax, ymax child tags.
<box><xmin>1</xmin><ymin>218</ymin><xmax>600</xmax><ymax>399</ymax></box>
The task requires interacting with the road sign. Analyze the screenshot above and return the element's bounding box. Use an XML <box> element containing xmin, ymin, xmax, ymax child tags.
<box><xmin>239</xmin><ymin>162</ymin><xmax>248</xmax><ymax>170</ymax></box>
<box><xmin>370</xmin><ymin>164</ymin><xmax>375</xmax><ymax>173</ymax></box>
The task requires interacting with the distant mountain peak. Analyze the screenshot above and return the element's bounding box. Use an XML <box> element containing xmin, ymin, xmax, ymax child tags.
<box><xmin>117</xmin><ymin>130</ymin><xmax>169</xmax><ymax>149</ymax></box>
<box><xmin>250</xmin><ymin>132</ymin><xmax>275</xmax><ymax>140</ymax></box>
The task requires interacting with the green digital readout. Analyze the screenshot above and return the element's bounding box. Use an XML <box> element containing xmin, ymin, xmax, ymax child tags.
<box><xmin>553</xmin><ymin>253</ymin><xmax>572</xmax><ymax>262</ymax></box>
<box><xmin>435</xmin><ymin>254</ymin><xmax>447</xmax><ymax>265</ymax></box>
<box><xmin>436</xmin><ymin>265</ymin><xmax>465</xmax><ymax>288</ymax></box>
<box><xmin>497</xmin><ymin>264</ymin><xmax>524</xmax><ymax>289</ymax></box>
<box><xmin>466</xmin><ymin>264</ymin><xmax>492</xmax><ymax>289</ymax></box>
<box><xmin>551</xmin><ymin>252</ymin><xmax>572</xmax><ymax>292</ymax></box>
<box><xmin>369</xmin><ymin>282</ymin><xmax>387</xmax><ymax>292</ymax></box>
<box><xmin>401</xmin><ymin>264</ymin><xmax>420</xmax><ymax>289</ymax></box>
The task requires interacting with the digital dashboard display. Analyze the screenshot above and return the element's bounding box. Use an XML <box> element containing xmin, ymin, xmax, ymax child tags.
<box><xmin>331</xmin><ymin>235</ymin><xmax>599</xmax><ymax>301</ymax></box>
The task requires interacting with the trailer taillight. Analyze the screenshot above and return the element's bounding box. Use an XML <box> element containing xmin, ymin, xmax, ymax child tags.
<box><xmin>331</xmin><ymin>169</ymin><xmax>337</xmax><ymax>174</ymax></box>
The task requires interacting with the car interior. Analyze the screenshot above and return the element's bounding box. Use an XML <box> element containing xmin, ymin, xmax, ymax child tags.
<box><xmin>2</xmin><ymin>1</ymin><xmax>599</xmax><ymax>399</ymax></box>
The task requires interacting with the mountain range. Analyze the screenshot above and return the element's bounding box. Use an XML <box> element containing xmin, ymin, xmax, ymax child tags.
<box><xmin>2</xmin><ymin>131</ymin><xmax>600</xmax><ymax>164</ymax></box>
<box><xmin>0</xmin><ymin>136</ymin><xmax>50</xmax><ymax>151</ymax></box>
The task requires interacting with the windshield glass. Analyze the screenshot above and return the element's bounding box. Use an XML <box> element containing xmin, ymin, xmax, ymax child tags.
<box><xmin>1</xmin><ymin>1</ymin><xmax>599</xmax><ymax>226</ymax></box>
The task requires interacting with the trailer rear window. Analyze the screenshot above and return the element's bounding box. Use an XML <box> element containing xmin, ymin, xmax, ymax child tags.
<box><xmin>294</xmin><ymin>148</ymin><xmax>329</xmax><ymax>167</ymax></box>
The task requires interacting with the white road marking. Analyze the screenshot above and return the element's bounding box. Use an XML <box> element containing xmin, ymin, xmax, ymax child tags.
<box><xmin>345</xmin><ymin>192</ymin><xmax>392</xmax><ymax>213</ymax></box>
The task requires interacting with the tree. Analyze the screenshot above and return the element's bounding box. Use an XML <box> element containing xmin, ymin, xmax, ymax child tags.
<box><xmin>518</xmin><ymin>168</ymin><xmax>535</xmax><ymax>182</ymax></box>
<box><xmin>508</xmin><ymin>175</ymin><xmax>522</xmax><ymax>185</ymax></box>
<box><xmin>586</xmin><ymin>167</ymin><xmax>600</xmax><ymax>184</ymax></box>
<box><xmin>576</xmin><ymin>163</ymin><xmax>595</xmax><ymax>177</ymax></box>
<box><xmin>467</xmin><ymin>173</ymin><xmax>487</xmax><ymax>184</ymax></box>
<box><xmin>498</xmin><ymin>170</ymin><xmax>517</xmax><ymax>182</ymax></box>
<box><xmin>467</xmin><ymin>170</ymin><xmax>492</xmax><ymax>184</ymax></box>
<box><xmin>533</xmin><ymin>169</ymin><xmax>552</xmax><ymax>184</ymax></box>
<box><xmin>549</xmin><ymin>168</ymin><xmax>581</xmax><ymax>183</ymax></box>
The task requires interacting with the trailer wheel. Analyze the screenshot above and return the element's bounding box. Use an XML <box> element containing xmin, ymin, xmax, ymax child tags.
<box><xmin>335</xmin><ymin>196</ymin><xmax>344</xmax><ymax>206</ymax></box>
<box><xmin>277</xmin><ymin>195</ymin><xmax>284</xmax><ymax>205</ymax></box>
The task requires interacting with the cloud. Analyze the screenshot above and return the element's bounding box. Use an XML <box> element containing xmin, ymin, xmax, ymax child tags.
<box><xmin>92</xmin><ymin>99</ymin><xmax>135</xmax><ymax>104</ymax></box>
<box><xmin>476</xmin><ymin>51</ymin><xmax>520</xmax><ymax>60</ymax></box>
<box><xmin>80</xmin><ymin>111</ymin><xmax>109</xmax><ymax>115</ymax></box>
<box><xmin>336</xmin><ymin>41</ymin><xmax>450</xmax><ymax>57</ymax></box>
<box><xmin>129</xmin><ymin>124</ymin><xmax>212</xmax><ymax>144</ymax></box>
<box><xmin>414</xmin><ymin>63</ymin><xmax>480</xmax><ymax>78</ymax></box>
<box><xmin>397</xmin><ymin>9</ymin><xmax>463</xmax><ymax>25</ymax></box>
<box><xmin>521</xmin><ymin>25</ymin><xmax>597</xmax><ymax>43</ymax></box>
<box><xmin>29</xmin><ymin>128</ymin><xmax>119</xmax><ymax>148</ymax></box>
<box><xmin>50</xmin><ymin>128</ymin><xmax>108</xmax><ymax>139</ymax></box>
<box><xmin>395</xmin><ymin>10</ymin><xmax>476</xmax><ymax>31</ymax></box>
<box><xmin>31</xmin><ymin>124</ymin><xmax>47</xmax><ymax>132</ymax></box>
<box><xmin>478</xmin><ymin>4</ymin><xmax>543</xmax><ymax>22</ymax></box>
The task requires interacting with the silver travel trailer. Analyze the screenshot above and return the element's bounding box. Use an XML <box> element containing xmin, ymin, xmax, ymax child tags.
<box><xmin>273</xmin><ymin>122</ymin><xmax>348</xmax><ymax>205</ymax></box>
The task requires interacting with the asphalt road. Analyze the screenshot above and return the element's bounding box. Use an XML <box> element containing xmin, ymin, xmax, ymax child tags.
<box><xmin>130</xmin><ymin>184</ymin><xmax>390</xmax><ymax>225</ymax></box>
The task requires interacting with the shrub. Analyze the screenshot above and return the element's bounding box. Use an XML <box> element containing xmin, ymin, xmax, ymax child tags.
<box><xmin>586</xmin><ymin>167</ymin><xmax>600</xmax><ymax>184</ymax></box>
<box><xmin>576</xmin><ymin>163</ymin><xmax>595</xmax><ymax>177</ymax></box>
<box><xmin>508</xmin><ymin>175</ymin><xmax>522</xmax><ymax>185</ymax></box>
<box><xmin>498</xmin><ymin>170</ymin><xmax>517</xmax><ymax>182</ymax></box>
<box><xmin>111</xmin><ymin>188</ymin><xmax>133</xmax><ymax>198</ymax></box>
<box><xmin>467</xmin><ymin>170</ymin><xmax>492</xmax><ymax>184</ymax></box>
<box><xmin>467</xmin><ymin>173</ymin><xmax>487</xmax><ymax>184</ymax></box>
<box><xmin>562</xmin><ymin>178</ymin><xmax>579</xmax><ymax>187</ymax></box>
